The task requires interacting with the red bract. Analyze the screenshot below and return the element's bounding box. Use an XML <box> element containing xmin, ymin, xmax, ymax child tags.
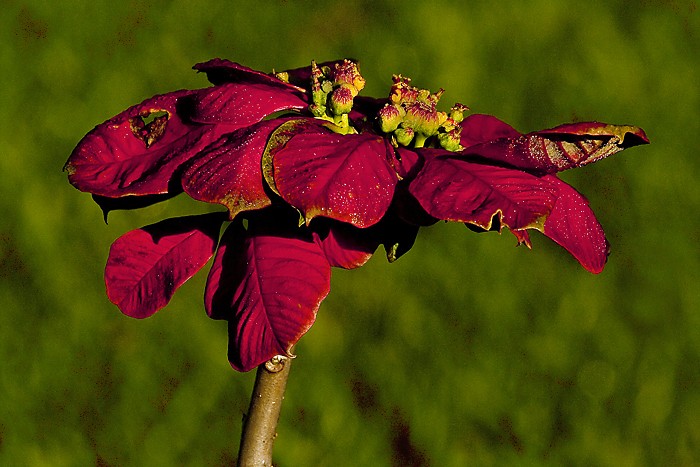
<box><xmin>65</xmin><ymin>58</ymin><xmax>648</xmax><ymax>371</ymax></box>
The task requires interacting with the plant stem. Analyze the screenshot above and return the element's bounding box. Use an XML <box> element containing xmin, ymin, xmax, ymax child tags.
<box><xmin>237</xmin><ymin>355</ymin><xmax>292</xmax><ymax>466</ymax></box>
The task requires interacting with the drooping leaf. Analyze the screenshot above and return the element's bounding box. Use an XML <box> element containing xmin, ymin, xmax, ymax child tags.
<box><xmin>538</xmin><ymin>175</ymin><xmax>610</xmax><ymax>273</ymax></box>
<box><xmin>461</xmin><ymin>120</ymin><xmax>649</xmax><ymax>174</ymax></box>
<box><xmin>188</xmin><ymin>82</ymin><xmax>307</xmax><ymax>125</ymax></box>
<box><xmin>392</xmin><ymin>183</ymin><xmax>440</xmax><ymax>227</ymax></box>
<box><xmin>310</xmin><ymin>211</ymin><xmax>420</xmax><ymax>267</ymax></box>
<box><xmin>105</xmin><ymin>213</ymin><xmax>226</xmax><ymax>318</ymax></box>
<box><xmin>408</xmin><ymin>150</ymin><xmax>558</xmax><ymax>230</ymax></box>
<box><xmin>272</xmin><ymin>124</ymin><xmax>399</xmax><ymax>228</ymax></box>
<box><xmin>65</xmin><ymin>90</ymin><xmax>238</xmax><ymax>197</ymax></box>
<box><xmin>204</xmin><ymin>222</ymin><xmax>331</xmax><ymax>371</ymax></box>
<box><xmin>181</xmin><ymin>120</ymin><xmax>292</xmax><ymax>219</ymax></box>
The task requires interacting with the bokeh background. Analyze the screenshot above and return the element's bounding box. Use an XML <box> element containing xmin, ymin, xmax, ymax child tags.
<box><xmin>1</xmin><ymin>1</ymin><xmax>698</xmax><ymax>465</ymax></box>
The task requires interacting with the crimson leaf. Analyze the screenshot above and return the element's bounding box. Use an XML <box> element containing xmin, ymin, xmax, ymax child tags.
<box><xmin>105</xmin><ymin>213</ymin><xmax>226</xmax><ymax>318</ymax></box>
<box><xmin>181</xmin><ymin>119</ymin><xmax>291</xmax><ymax>219</ymax></box>
<box><xmin>539</xmin><ymin>175</ymin><xmax>610</xmax><ymax>273</ymax></box>
<box><xmin>408</xmin><ymin>152</ymin><xmax>558</xmax><ymax>231</ymax></box>
<box><xmin>272</xmin><ymin>122</ymin><xmax>399</xmax><ymax>228</ymax></box>
<box><xmin>194</xmin><ymin>58</ymin><xmax>308</xmax><ymax>92</ymax></box>
<box><xmin>205</xmin><ymin>222</ymin><xmax>331</xmax><ymax>371</ymax></box>
<box><xmin>460</xmin><ymin>114</ymin><xmax>521</xmax><ymax>148</ymax></box>
<box><xmin>461</xmin><ymin>120</ymin><xmax>649</xmax><ymax>174</ymax></box>
<box><xmin>188</xmin><ymin>82</ymin><xmax>307</xmax><ymax>125</ymax></box>
<box><xmin>311</xmin><ymin>219</ymin><xmax>379</xmax><ymax>269</ymax></box>
<box><xmin>65</xmin><ymin>90</ymin><xmax>239</xmax><ymax>197</ymax></box>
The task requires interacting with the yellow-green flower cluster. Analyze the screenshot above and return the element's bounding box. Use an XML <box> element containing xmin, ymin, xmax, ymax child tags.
<box><xmin>309</xmin><ymin>60</ymin><xmax>365</xmax><ymax>132</ymax></box>
<box><xmin>377</xmin><ymin>75</ymin><xmax>468</xmax><ymax>151</ymax></box>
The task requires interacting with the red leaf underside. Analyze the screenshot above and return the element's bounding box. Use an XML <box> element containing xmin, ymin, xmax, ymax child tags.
<box><xmin>312</xmin><ymin>219</ymin><xmax>379</xmax><ymax>269</ymax></box>
<box><xmin>540</xmin><ymin>175</ymin><xmax>610</xmax><ymax>273</ymax></box>
<box><xmin>194</xmin><ymin>58</ymin><xmax>307</xmax><ymax>93</ymax></box>
<box><xmin>409</xmin><ymin>154</ymin><xmax>558</xmax><ymax>231</ymax></box>
<box><xmin>461</xmin><ymin>121</ymin><xmax>649</xmax><ymax>174</ymax></box>
<box><xmin>205</xmin><ymin>223</ymin><xmax>331</xmax><ymax>371</ymax></box>
<box><xmin>105</xmin><ymin>213</ymin><xmax>225</xmax><ymax>318</ymax></box>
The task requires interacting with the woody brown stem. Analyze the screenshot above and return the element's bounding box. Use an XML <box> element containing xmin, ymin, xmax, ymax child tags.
<box><xmin>237</xmin><ymin>355</ymin><xmax>292</xmax><ymax>466</ymax></box>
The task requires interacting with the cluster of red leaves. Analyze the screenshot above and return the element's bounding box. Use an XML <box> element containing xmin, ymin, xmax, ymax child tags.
<box><xmin>65</xmin><ymin>59</ymin><xmax>648</xmax><ymax>371</ymax></box>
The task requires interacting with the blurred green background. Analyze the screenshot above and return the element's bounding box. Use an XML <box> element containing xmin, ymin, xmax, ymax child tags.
<box><xmin>1</xmin><ymin>1</ymin><xmax>698</xmax><ymax>465</ymax></box>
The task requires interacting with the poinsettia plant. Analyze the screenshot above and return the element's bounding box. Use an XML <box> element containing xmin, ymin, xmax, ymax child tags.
<box><xmin>65</xmin><ymin>58</ymin><xmax>648</xmax><ymax>373</ymax></box>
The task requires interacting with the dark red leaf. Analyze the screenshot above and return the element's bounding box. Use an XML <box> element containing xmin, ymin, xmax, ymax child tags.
<box><xmin>105</xmin><ymin>213</ymin><xmax>226</xmax><ymax>318</ymax></box>
<box><xmin>538</xmin><ymin>175</ymin><xmax>610</xmax><ymax>273</ymax></box>
<box><xmin>509</xmin><ymin>228</ymin><xmax>532</xmax><ymax>248</ymax></box>
<box><xmin>194</xmin><ymin>58</ymin><xmax>307</xmax><ymax>92</ymax></box>
<box><xmin>181</xmin><ymin>120</ymin><xmax>290</xmax><ymax>219</ymax></box>
<box><xmin>460</xmin><ymin>114</ymin><xmax>521</xmax><ymax>148</ymax></box>
<box><xmin>409</xmin><ymin>151</ymin><xmax>558</xmax><ymax>230</ymax></box>
<box><xmin>205</xmin><ymin>223</ymin><xmax>331</xmax><ymax>371</ymax></box>
<box><xmin>311</xmin><ymin>219</ymin><xmax>379</xmax><ymax>269</ymax></box>
<box><xmin>65</xmin><ymin>90</ymin><xmax>239</xmax><ymax>197</ymax></box>
<box><xmin>461</xmin><ymin>121</ymin><xmax>649</xmax><ymax>174</ymax></box>
<box><xmin>373</xmin><ymin>210</ymin><xmax>421</xmax><ymax>263</ymax></box>
<box><xmin>392</xmin><ymin>184</ymin><xmax>439</xmax><ymax>227</ymax></box>
<box><xmin>386</xmin><ymin>147</ymin><xmax>423</xmax><ymax>180</ymax></box>
<box><xmin>188</xmin><ymin>82</ymin><xmax>307</xmax><ymax>125</ymax></box>
<box><xmin>92</xmin><ymin>193</ymin><xmax>178</xmax><ymax>223</ymax></box>
<box><xmin>350</xmin><ymin>96</ymin><xmax>388</xmax><ymax>130</ymax></box>
<box><xmin>272</xmin><ymin>124</ymin><xmax>399</xmax><ymax>228</ymax></box>
<box><xmin>311</xmin><ymin>211</ymin><xmax>420</xmax><ymax>266</ymax></box>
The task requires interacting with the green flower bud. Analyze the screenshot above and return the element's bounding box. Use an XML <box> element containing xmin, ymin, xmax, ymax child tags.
<box><xmin>333</xmin><ymin>60</ymin><xmax>365</xmax><ymax>94</ymax></box>
<box><xmin>394</xmin><ymin>126</ymin><xmax>415</xmax><ymax>147</ymax></box>
<box><xmin>449</xmin><ymin>103</ymin><xmax>469</xmax><ymax>124</ymax></box>
<box><xmin>427</xmin><ymin>88</ymin><xmax>444</xmax><ymax>105</ymax></box>
<box><xmin>310</xmin><ymin>61</ymin><xmax>328</xmax><ymax>108</ymax></box>
<box><xmin>329</xmin><ymin>84</ymin><xmax>355</xmax><ymax>115</ymax></box>
<box><xmin>438</xmin><ymin>126</ymin><xmax>464</xmax><ymax>152</ymax></box>
<box><xmin>309</xmin><ymin>103</ymin><xmax>327</xmax><ymax>118</ymax></box>
<box><xmin>311</xmin><ymin>60</ymin><xmax>324</xmax><ymax>82</ymax></box>
<box><xmin>404</xmin><ymin>102</ymin><xmax>442</xmax><ymax>137</ymax></box>
<box><xmin>389</xmin><ymin>75</ymin><xmax>420</xmax><ymax>105</ymax></box>
<box><xmin>377</xmin><ymin>104</ymin><xmax>405</xmax><ymax>133</ymax></box>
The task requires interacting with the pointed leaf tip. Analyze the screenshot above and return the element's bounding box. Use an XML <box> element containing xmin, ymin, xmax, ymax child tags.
<box><xmin>459</xmin><ymin>120</ymin><xmax>648</xmax><ymax>175</ymax></box>
<box><xmin>540</xmin><ymin>175</ymin><xmax>610</xmax><ymax>274</ymax></box>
